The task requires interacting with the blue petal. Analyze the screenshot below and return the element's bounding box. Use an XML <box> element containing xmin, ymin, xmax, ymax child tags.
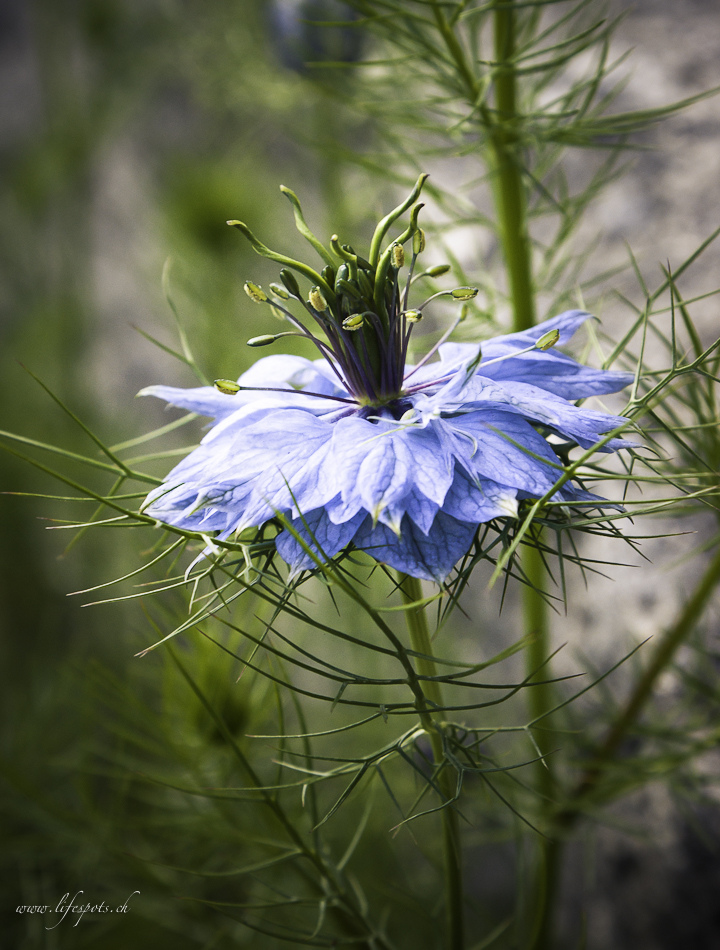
<box><xmin>432</xmin><ymin>410</ymin><xmax>563</xmax><ymax>495</ymax></box>
<box><xmin>139</xmin><ymin>354</ymin><xmax>349</xmax><ymax>421</ymax></box>
<box><xmin>441</xmin><ymin>466</ymin><xmax>519</xmax><ymax>523</ymax></box>
<box><xmin>327</xmin><ymin>415</ymin><xmax>454</xmax><ymax>528</ymax></box>
<box><xmin>430</xmin><ymin>375</ymin><xmax>631</xmax><ymax>451</ymax></box>
<box><xmin>275</xmin><ymin>506</ymin><xmax>366</xmax><ymax>575</ymax></box>
<box><xmin>476</xmin><ymin>352</ymin><xmax>634</xmax><ymax>399</ymax></box>
<box><xmin>353</xmin><ymin>512</ymin><xmax>477</xmax><ymax>582</ymax></box>
<box><xmin>428</xmin><ymin>310</ymin><xmax>632</xmax><ymax>399</ymax></box>
<box><xmin>138</xmin><ymin>384</ymin><xmax>242</xmax><ymax>420</ymax></box>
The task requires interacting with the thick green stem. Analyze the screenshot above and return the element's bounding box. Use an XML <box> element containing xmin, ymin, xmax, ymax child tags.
<box><xmin>492</xmin><ymin>0</ymin><xmax>536</xmax><ymax>331</ymax></box>
<box><xmin>489</xmin><ymin>5</ymin><xmax>554</xmax><ymax>945</ymax></box>
<box><xmin>399</xmin><ymin>573</ymin><xmax>464</xmax><ymax>950</ymax></box>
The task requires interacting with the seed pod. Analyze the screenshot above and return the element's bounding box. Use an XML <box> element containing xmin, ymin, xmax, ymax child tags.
<box><xmin>413</xmin><ymin>229</ymin><xmax>426</xmax><ymax>254</ymax></box>
<box><xmin>334</xmin><ymin>263</ymin><xmax>350</xmax><ymax>291</ymax></box>
<box><xmin>336</xmin><ymin>278</ymin><xmax>362</xmax><ymax>300</ymax></box>
<box><xmin>392</xmin><ymin>243</ymin><xmax>405</xmax><ymax>268</ymax></box>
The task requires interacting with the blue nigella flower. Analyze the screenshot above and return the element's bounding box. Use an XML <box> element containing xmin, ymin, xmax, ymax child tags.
<box><xmin>140</xmin><ymin>179</ymin><xmax>633</xmax><ymax>582</ymax></box>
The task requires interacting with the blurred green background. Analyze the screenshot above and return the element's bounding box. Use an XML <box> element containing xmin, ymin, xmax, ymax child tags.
<box><xmin>2</xmin><ymin>2</ymin><xmax>720</xmax><ymax>948</ymax></box>
<box><xmin>0</xmin><ymin>2</ymin><xmax>382</xmax><ymax>946</ymax></box>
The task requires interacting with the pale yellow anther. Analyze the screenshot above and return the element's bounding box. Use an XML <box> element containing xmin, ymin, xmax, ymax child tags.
<box><xmin>244</xmin><ymin>281</ymin><xmax>267</xmax><ymax>303</ymax></box>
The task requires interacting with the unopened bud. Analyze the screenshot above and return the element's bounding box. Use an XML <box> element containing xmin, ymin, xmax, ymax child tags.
<box><xmin>244</xmin><ymin>281</ymin><xmax>267</xmax><ymax>303</ymax></box>
<box><xmin>280</xmin><ymin>268</ymin><xmax>301</xmax><ymax>298</ymax></box>
<box><xmin>392</xmin><ymin>243</ymin><xmax>405</xmax><ymax>268</ymax></box>
<box><xmin>451</xmin><ymin>286</ymin><xmax>479</xmax><ymax>300</ymax></box>
<box><xmin>427</xmin><ymin>264</ymin><xmax>451</xmax><ymax>277</ymax></box>
<box><xmin>342</xmin><ymin>313</ymin><xmax>365</xmax><ymax>331</ymax></box>
<box><xmin>247</xmin><ymin>335</ymin><xmax>277</xmax><ymax>347</ymax></box>
<box><xmin>309</xmin><ymin>286</ymin><xmax>328</xmax><ymax>311</ymax></box>
<box><xmin>335</xmin><ymin>263</ymin><xmax>350</xmax><ymax>289</ymax></box>
<box><xmin>404</xmin><ymin>309</ymin><xmax>422</xmax><ymax>324</ymax></box>
<box><xmin>269</xmin><ymin>282</ymin><xmax>290</xmax><ymax>300</ymax></box>
<box><xmin>413</xmin><ymin>229</ymin><xmax>426</xmax><ymax>254</ymax></box>
<box><xmin>536</xmin><ymin>329</ymin><xmax>560</xmax><ymax>350</ymax></box>
<box><xmin>214</xmin><ymin>379</ymin><xmax>241</xmax><ymax>395</ymax></box>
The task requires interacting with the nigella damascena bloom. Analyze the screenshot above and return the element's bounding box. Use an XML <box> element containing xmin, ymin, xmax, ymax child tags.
<box><xmin>140</xmin><ymin>179</ymin><xmax>633</xmax><ymax>582</ymax></box>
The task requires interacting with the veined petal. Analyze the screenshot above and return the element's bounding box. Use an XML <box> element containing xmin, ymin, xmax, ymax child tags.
<box><xmin>435</xmin><ymin>410</ymin><xmax>563</xmax><ymax>495</ymax></box>
<box><xmin>437</xmin><ymin>310</ymin><xmax>591</xmax><ymax>373</ymax></box>
<box><xmin>140</xmin><ymin>354</ymin><xmax>350</xmax><ymax>424</ymax></box>
<box><xmin>476</xmin><ymin>351</ymin><xmax>634</xmax><ymax>399</ymax></box>
<box><xmin>275</xmin><ymin>506</ymin><xmax>366</xmax><ymax>576</ymax></box>
<box><xmin>434</xmin><ymin>375</ymin><xmax>631</xmax><ymax>451</ymax></box>
<box><xmin>441</xmin><ymin>466</ymin><xmax>519</xmax><ymax>523</ymax></box>
<box><xmin>353</xmin><ymin>512</ymin><xmax>477</xmax><ymax>583</ymax></box>
<box><xmin>426</xmin><ymin>310</ymin><xmax>632</xmax><ymax>400</ymax></box>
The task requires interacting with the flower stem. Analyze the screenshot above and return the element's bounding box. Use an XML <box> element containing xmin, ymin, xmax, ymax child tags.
<box><xmin>398</xmin><ymin>572</ymin><xmax>464</xmax><ymax>950</ymax></box>
<box><xmin>523</xmin><ymin>545</ymin><xmax>557</xmax><ymax>950</ymax></box>
<box><xmin>488</xmin><ymin>5</ymin><xmax>556</xmax><ymax>944</ymax></box>
<box><xmin>492</xmin><ymin>0</ymin><xmax>536</xmax><ymax>333</ymax></box>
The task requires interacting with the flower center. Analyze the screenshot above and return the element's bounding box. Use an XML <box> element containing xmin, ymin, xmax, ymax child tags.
<box><xmin>224</xmin><ymin>176</ymin><xmax>478</xmax><ymax>408</ymax></box>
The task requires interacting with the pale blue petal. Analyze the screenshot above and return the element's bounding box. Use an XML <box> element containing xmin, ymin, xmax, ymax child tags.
<box><xmin>275</xmin><ymin>506</ymin><xmax>366</xmax><ymax>575</ymax></box>
<box><xmin>441</xmin><ymin>466</ymin><xmax>519</xmax><ymax>523</ymax></box>
<box><xmin>429</xmin><ymin>310</ymin><xmax>632</xmax><ymax>399</ymax></box>
<box><xmin>435</xmin><ymin>410</ymin><xmax>563</xmax><ymax>495</ymax></box>
<box><xmin>430</xmin><ymin>375</ymin><xmax>630</xmax><ymax>451</ymax></box>
<box><xmin>138</xmin><ymin>384</ymin><xmax>242</xmax><ymax>420</ymax></box>
<box><xmin>476</xmin><ymin>352</ymin><xmax>634</xmax><ymax>399</ymax></box>
<box><xmin>323</xmin><ymin>415</ymin><xmax>456</xmax><ymax>535</ymax></box>
<box><xmin>353</xmin><ymin>512</ymin><xmax>477</xmax><ymax>583</ymax></box>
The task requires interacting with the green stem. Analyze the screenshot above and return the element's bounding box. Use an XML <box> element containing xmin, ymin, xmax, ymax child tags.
<box><xmin>399</xmin><ymin>573</ymin><xmax>464</xmax><ymax>950</ymax></box>
<box><xmin>492</xmin><ymin>0</ymin><xmax>536</xmax><ymax>331</ymax></box>
<box><xmin>430</xmin><ymin>5</ymin><xmax>550</xmax><ymax>943</ymax></box>
<box><xmin>524</xmin><ymin>545</ymin><xmax>557</xmax><ymax>950</ymax></box>
<box><xmin>490</xmin><ymin>5</ymin><xmax>553</xmax><ymax>945</ymax></box>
